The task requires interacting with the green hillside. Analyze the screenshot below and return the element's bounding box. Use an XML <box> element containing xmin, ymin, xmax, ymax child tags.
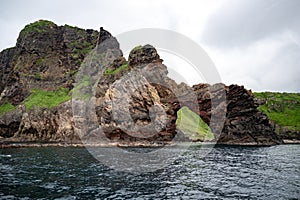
<box><xmin>254</xmin><ymin>92</ymin><xmax>300</xmax><ymax>132</ymax></box>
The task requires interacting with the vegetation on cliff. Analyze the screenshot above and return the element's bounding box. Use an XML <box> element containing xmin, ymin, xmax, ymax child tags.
<box><xmin>254</xmin><ymin>92</ymin><xmax>300</xmax><ymax>132</ymax></box>
<box><xmin>0</xmin><ymin>88</ymin><xmax>71</xmax><ymax>115</ymax></box>
<box><xmin>0</xmin><ymin>103</ymin><xmax>16</xmax><ymax>116</ymax></box>
<box><xmin>20</xmin><ymin>20</ymin><xmax>56</xmax><ymax>36</ymax></box>
<box><xmin>0</xmin><ymin>20</ymin><xmax>296</xmax><ymax>145</ymax></box>
<box><xmin>104</xmin><ymin>63</ymin><xmax>128</xmax><ymax>75</ymax></box>
<box><xmin>24</xmin><ymin>88</ymin><xmax>71</xmax><ymax>110</ymax></box>
<box><xmin>176</xmin><ymin>106</ymin><xmax>214</xmax><ymax>141</ymax></box>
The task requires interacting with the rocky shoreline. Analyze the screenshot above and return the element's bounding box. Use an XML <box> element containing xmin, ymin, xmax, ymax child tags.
<box><xmin>0</xmin><ymin>20</ymin><xmax>298</xmax><ymax>147</ymax></box>
<box><xmin>1</xmin><ymin>140</ymin><xmax>299</xmax><ymax>149</ymax></box>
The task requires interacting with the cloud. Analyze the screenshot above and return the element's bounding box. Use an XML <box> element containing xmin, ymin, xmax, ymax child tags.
<box><xmin>201</xmin><ymin>0</ymin><xmax>300</xmax><ymax>47</ymax></box>
<box><xmin>205</xmin><ymin>31</ymin><xmax>300</xmax><ymax>92</ymax></box>
<box><xmin>0</xmin><ymin>0</ymin><xmax>222</xmax><ymax>50</ymax></box>
<box><xmin>0</xmin><ymin>0</ymin><xmax>299</xmax><ymax>92</ymax></box>
<box><xmin>200</xmin><ymin>0</ymin><xmax>300</xmax><ymax>92</ymax></box>
<box><xmin>0</xmin><ymin>0</ymin><xmax>173</xmax><ymax>50</ymax></box>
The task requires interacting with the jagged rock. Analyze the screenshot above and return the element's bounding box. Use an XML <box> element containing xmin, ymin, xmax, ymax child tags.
<box><xmin>0</xmin><ymin>20</ymin><xmax>285</xmax><ymax>146</ymax></box>
<box><xmin>128</xmin><ymin>45</ymin><xmax>160</xmax><ymax>67</ymax></box>
<box><xmin>0</xmin><ymin>105</ymin><xmax>23</xmax><ymax>138</ymax></box>
<box><xmin>0</xmin><ymin>20</ymin><xmax>99</xmax><ymax>105</ymax></box>
<box><xmin>0</xmin><ymin>47</ymin><xmax>15</xmax><ymax>94</ymax></box>
<box><xmin>0</xmin><ymin>101</ymin><xmax>80</xmax><ymax>143</ymax></box>
<box><xmin>95</xmin><ymin>45</ymin><xmax>183</xmax><ymax>142</ymax></box>
<box><xmin>193</xmin><ymin>84</ymin><xmax>282</xmax><ymax>145</ymax></box>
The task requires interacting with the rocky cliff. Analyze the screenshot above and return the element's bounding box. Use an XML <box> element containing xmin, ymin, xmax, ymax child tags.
<box><xmin>0</xmin><ymin>20</ymin><xmax>283</xmax><ymax>146</ymax></box>
<box><xmin>193</xmin><ymin>84</ymin><xmax>282</xmax><ymax>145</ymax></box>
<box><xmin>254</xmin><ymin>92</ymin><xmax>300</xmax><ymax>142</ymax></box>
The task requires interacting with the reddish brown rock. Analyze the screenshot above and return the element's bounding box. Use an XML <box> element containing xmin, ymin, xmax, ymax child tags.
<box><xmin>193</xmin><ymin>84</ymin><xmax>283</xmax><ymax>145</ymax></box>
<box><xmin>0</xmin><ymin>21</ymin><xmax>283</xmax><ymax>146</ymax></box>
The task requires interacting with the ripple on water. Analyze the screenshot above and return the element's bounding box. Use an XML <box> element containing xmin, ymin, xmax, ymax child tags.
<box><xmin>0</xmin><ymin>145</ymin><xmax>300</xmax><ymax>199</ymax></box>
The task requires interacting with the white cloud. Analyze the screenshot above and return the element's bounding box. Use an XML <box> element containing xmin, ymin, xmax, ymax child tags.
<box><xmin>204</xmin><ymin>31</ymin><xmax>300</xmax><ymax>92</ymax></box>
<box><xmin>0</xmin><ymin>0</ymin><xmax>299</xmax><ymax>92</ymax></box>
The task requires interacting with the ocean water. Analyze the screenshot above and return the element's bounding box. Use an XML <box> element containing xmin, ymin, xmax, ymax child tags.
<box><xmin>1</xmin><ymin>144</ymin><xmax>300</xmax><ymax>199</ymax></box>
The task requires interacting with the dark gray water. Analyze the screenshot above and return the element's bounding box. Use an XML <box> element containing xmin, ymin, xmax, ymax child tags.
<box><xmin>1</xmin><ymin>144</ymin><xmax>300</xmax><ymax>199</ymax></box>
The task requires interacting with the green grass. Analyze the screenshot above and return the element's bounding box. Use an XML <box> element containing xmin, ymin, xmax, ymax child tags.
<box><xmin>254</xmin><ymin>92</ymin><xmax>300</xmax><ymax>132</ymax></box>
<box><xmin>130</xmin><ymin>45</ymin><xmax>142</xmax><ymax>53</ymax></box>
<box><xmin>0</xmin><ymin>103</ymin><xmax>16</xmax><ymax>116</ymax></box>
<box><xmin>20</xmin><ymin>20</ymin><xmax>56</xmax><ymax>36</ymax></box>
<box><xmin>176</xmin><ymin>106</ymin><xmax>214</xmax><ymax>141</ymax></box>
<box><xmin>24</xmin><ymin>88</ymin><xmax>71</xmax><ymax>110</ymax></box>
<box><xmin>104</xmin><ymin>63</ymin><xmax>128</xmax><ymax>75</ymax></box>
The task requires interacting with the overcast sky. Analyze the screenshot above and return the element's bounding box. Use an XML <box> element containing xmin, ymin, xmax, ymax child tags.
<box><xmin>1</xmin><ymin>0</ymin><xmax>299</xmax><ymax>92</ymax></box>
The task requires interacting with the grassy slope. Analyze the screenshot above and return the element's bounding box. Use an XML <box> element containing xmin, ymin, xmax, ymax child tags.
<box><xmin>176</xmin><ymin>106</ymin><xmax>214</xmax><ymax>141</ymax></box>
<box><xmin>254</xmin><ymin>92</ymin><xmax>300</xmax><ymax>132</ymax></box>
<box><xmin>24</xmin><ymin>88</ymin><xmax>71</xmax><ymax>110</ymax></box>
<box><xmin>0</xmin><ymin>88</ymin><xmax>71</xmax><ymax>115</ymax></box>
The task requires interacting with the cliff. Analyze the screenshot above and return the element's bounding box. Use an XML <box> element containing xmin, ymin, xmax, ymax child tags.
<box><xmin>193</xmin><ymin>84</ymin><xmax>282</xmax><ymax>145</ymax></box>
<box><xmin>254</xmin><ymin>92</ymin><xmax>300</xmax><ymax>142</ymax></box>
<box><xmin>0</xmin><ymin>20</ymin><xmax>284</xmax><ymax>146</ymax></box>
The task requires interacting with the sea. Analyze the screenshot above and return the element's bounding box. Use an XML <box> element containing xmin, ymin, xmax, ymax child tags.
<box><xmin>1</xmin><ymin>144</ymin><xmax>300</xmax><ymax>199</ymax></box>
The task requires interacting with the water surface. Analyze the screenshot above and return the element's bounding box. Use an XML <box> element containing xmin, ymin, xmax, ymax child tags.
<box><xmin>1</xmin><ymin>145</ymin><xmax>299</xmax><ymax>199</ymax></box>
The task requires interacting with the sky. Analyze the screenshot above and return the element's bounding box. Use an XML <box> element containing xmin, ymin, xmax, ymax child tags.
<box><xmin>0</xmin><ymin>0</ymin><xmax>299</xmax><ymax>92</ymax></box>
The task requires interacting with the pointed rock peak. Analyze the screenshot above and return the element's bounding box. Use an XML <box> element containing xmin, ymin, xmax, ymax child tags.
<box><xmin>96</xmin><ymin>27</ymin><xmax>122</xmax><ymax>56</ymax></box>
<box><xmin>98</xmin><ymin>27</ymin><xmax>113</xmax><ymax>45</ymax></box>
<box><xmin>128</xmin><ymin>44</ymin><xmax>161</xmax><ymax>67</ymax></box>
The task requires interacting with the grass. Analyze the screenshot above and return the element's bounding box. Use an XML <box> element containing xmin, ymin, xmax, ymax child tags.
<box><xmin>176</xmin><ymin>106</ymin><xmax>214</xmax><ymax>141</ymax></box>
<box><xmin>104</xmin><ymin>63</ymin><xmax>128</xmax><ymax>75</ymax></box>
<box><xmin>254</xmin><ymin>92</ymin><xmax>300</xmax><ymax>132</ymax></box>
<box><xmin>131</xmin><ymin>45</ymin><xmax>142</xmax><ymax>52</ymax></box>
<box><xmin>20</xmin><ymin>20</ymin><xmax>55</xmax><ymax>36</ymax></box>
<box><xmin>1</xmin><ymin>87</ymin><xmax>72</xmax><ymax>114</ymax></box>
<box><xmin>0</xmin><ymin>103</ymin><xmax>16</xmax><ymax>116</ymax></box>
<box><xmin>24</xmin><ymin>88</ymin><xmax>71</xmax><ymax>110</ymax></box>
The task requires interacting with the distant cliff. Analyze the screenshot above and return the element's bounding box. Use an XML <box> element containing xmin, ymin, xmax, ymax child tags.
<box><xmin>254</xmin><ymin>92</ymin><xmax>300</xmax><ymax>142</ymax></box>
<box><xmin>0</xmin><ymin>20</ymin><xmax>285</xmax><ymax>146</ymax></box>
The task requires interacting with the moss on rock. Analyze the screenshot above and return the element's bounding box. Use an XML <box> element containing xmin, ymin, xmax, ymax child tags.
<box><xmin>20</xmin><ymin>20</ymin><xmax>56</xmax><ymax>36</ymax></box>
<box><xmin>176</xmin><ymin>106</ymin><xmax>214</xmax><ymax>141</ymax></box>
<box><xmin>0</xmin><ymin>103</ymin><xmax>16</xmax><ymax>116</ymax></box>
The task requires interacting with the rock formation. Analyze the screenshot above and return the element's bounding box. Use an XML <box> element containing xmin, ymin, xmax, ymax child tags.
<box><xmin>0</xmin><ymin>20</ymin><xmax>284</xmax><ymax>146</ymax></box>
<box><xmin>253</xmin><ymin>92</ymin><xmax>300</xmax><ymax>142</ymax></box>
<box><xmin>193</xmin><ymin>84</ymin><xmax>282</xmax><ymax>145</ymax></box>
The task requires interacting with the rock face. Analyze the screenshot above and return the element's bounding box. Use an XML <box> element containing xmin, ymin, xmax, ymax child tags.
<box><xmin>95</xmin><ymin>45</ymin><xmax>191</xmax><ymax>142</ymax></box>
<box><xmin>0</xmin><ymin>20</ymin><xmax>283</xmax><ymax>146</ymax></box>
<box><xmin>0</xmin><ymin>20</ymin><xmax>98</xmax><ymax>143</ymax></box>
<box><xmin>0</xmin><ymin>47</ymin><xmax>15</xmax><ymax>94</ymax></box>
<box><xmin>193</xmin><ymin>84</ymin><xmax>282</xmax><ymax>145</ymax></box>
<box><xmin>1</xmin><ymin>102</ymin><xmax>79</xmax><ymax>143</ymax></box>
<box><xmin>253</xmin><ymin>92</ymin><xmax>300</xmax><ymax>142</ymax></box>
<box><xmin>0</xmin><ymin>20</ymin><xmax>98</xmax><ymax>105</ymax></box>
